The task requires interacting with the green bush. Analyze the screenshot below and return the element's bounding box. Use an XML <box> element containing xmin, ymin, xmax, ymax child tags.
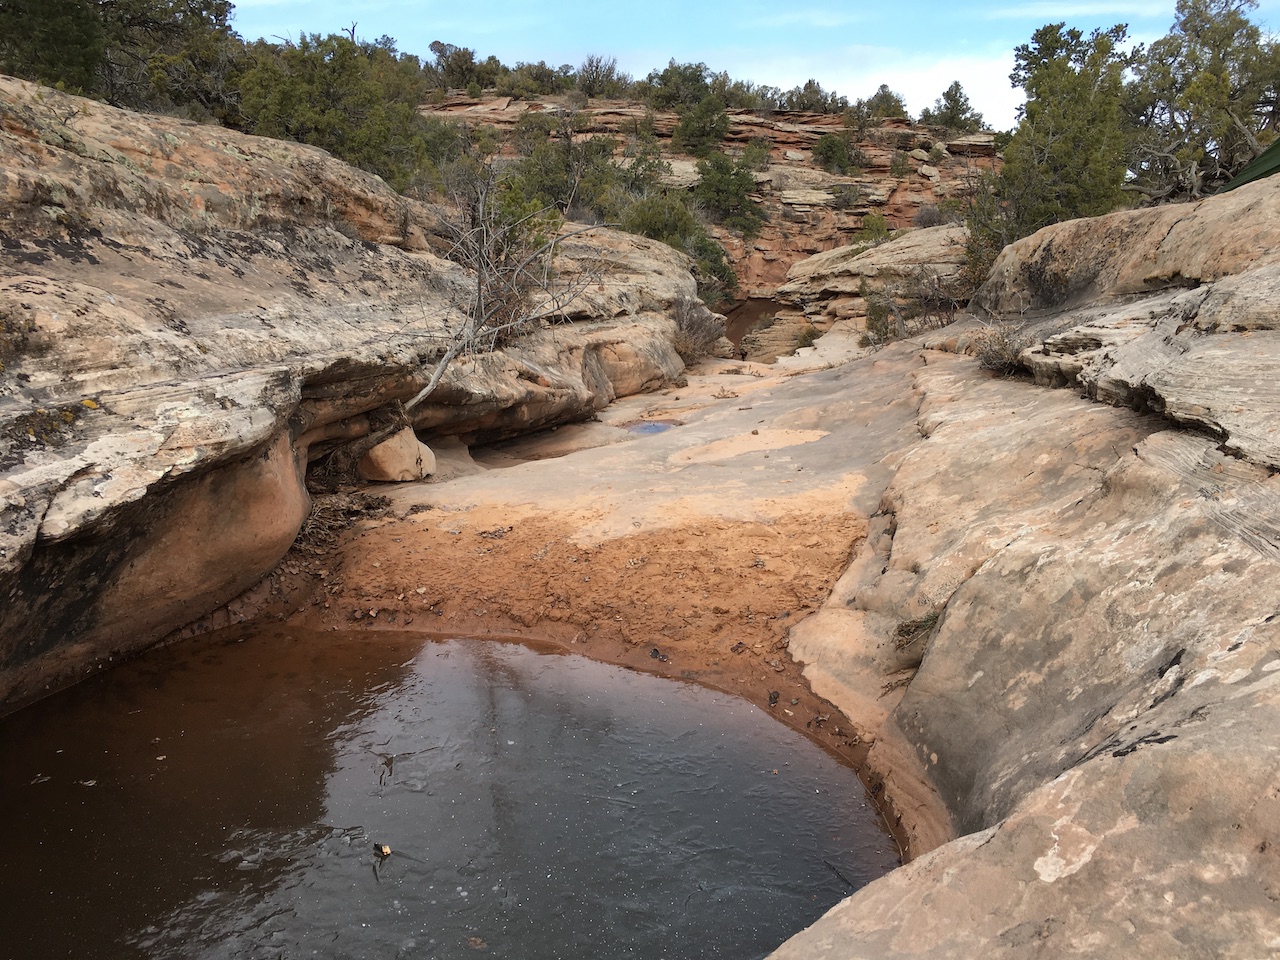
<box><xmin>917</xmin><ymin>81</ymin><xmax>984</xmax><ymax>133</ymax></box>
<box><xmin>857</xmin><ymin>213</ymin><xmax>890</xmax><ymax>244</ymax></box>
<box><xmin>577</xmin><ymin>54</ymin><xmax>630</xmax><ymax>98</ymax></box>
<box><xmin>672</xmin><ymin>94</ymin><xmax>729</xmax><ymax>157</ymax></box>
<box><xmin>794</xmin><ymin>325</ymin><xmax>821</xmax><ymax>349</ymax></box>
<box><xmin>865</xmin><ymin>83</ymin><xmax>908</xmax><ymax>119</ymax></box>
<box><xmin>741</xmin><ymin>137</ymin><xmax>772</xmax><ymax>171</ymax></box>
<box><xmin>693</xmin><ymin>151</ymin><xmax>764</xmax><ymax>238</ymax></box>
<box><xmin>494</xmin><ymin>60</ymin><xmax>575</xmax><ymax>99</ymax></box>
<box><xmin>619</xmin><ymin>193</ymin><xmax>739</xmax><ymax>306</ymax></box>
<box><xmin>831</xmin><ymin>183</ymin><xmax>865</xmax><ymax>209</ymax></box>
<box><xmin>643</xmin><ymin>59</ymin><xmax>712</xmax><ymax>109</ymax></box>
<box><xmin>237</xmin><ymin>34</ymin><xmax>442</xmax><ymax>193</ymax></box>
<box><xmin>812</xmin><ymin>133</ymin><xmax>861</xmax><ymax>174</ymax></box>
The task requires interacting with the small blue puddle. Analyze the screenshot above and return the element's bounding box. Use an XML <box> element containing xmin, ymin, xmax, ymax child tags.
<box><xmin>625</xmin><ymin>420</ymin><xmax>680</xmax><ymax>435</ymax></box>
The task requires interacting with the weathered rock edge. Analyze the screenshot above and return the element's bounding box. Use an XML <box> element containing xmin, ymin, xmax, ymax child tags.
<box><xmin>0</xmin><ymin>78</ymin><xmax>693</xmax><ymax>711</ymax></box>
<box><xmin>769</xmin><ymin>181</ymin><xmax>1280</xmax><ymax>956</ymax></box>
<box><xmin>974</xmin><ymin>177</ymin><xmax>1280</xmax><ymax>468</ymax></box>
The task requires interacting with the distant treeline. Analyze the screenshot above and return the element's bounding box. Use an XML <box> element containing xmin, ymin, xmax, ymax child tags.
<box><xmin>0</xmin><ymin>0</ymin><xmax>931</xmax><ymax>122</ymax></box>
<box><xmin>2</xmin><ymin>0</ymin><xmax>1277</xmax><ymax>300</ymax></box>
<box><xmin>0</xmin><ymin>0</ymin><xmax>976</xmax><ymax>305</ymax></box>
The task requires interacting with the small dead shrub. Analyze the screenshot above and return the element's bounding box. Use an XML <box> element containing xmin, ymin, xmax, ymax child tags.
<box><xmin>913</xmin><ymin>204</ymin><xmax>945</xmax><ymax>228</ymax></box>
<box><xmin>794</xmin><ymin>325</ymin><xmax>821</xmax><ymax>349</ymax></box>
<box><xmin>972</xmin><ymin>323</ymin><xmax>1033</xmax><ymax>375</ymax></box>
<box><xmin>295</xmin><ymin>492</ymin><xmax>392</xmax><ymax>553</ymax></box>
<box><xmin>894</xmin><ymin>611</ymin><xmax>939</xmax><ymax>649</ymax></box>
<box><xmin>670</xmin><ymin>295</ymin><xmax>725</xmax><ymax>363</ymax></box>
<box><xmin>831</xmin><ymin>183</ymin><xmax>864</xmax><ymax>210</ymax></box>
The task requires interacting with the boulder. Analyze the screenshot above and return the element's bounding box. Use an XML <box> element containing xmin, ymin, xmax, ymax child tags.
<box><xmin>357</xmin><ymin>428</ymin><xmax>436</xmax><ymax>482</ymax></box>
<box><xmin>777</xmin><ymin>224</ymin><xmax>969</xmax><ymax>331</ymax></box>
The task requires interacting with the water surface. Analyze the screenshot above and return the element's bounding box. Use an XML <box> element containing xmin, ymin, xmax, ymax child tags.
<box><xmin>0</xmin><ymin>628</ymin><xmax>898</xmax><ymax>959</ymax></box>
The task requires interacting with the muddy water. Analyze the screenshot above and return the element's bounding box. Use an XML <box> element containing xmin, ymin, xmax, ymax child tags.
<box><xmin>0</xmin><ymin>628</ymin><xmax>898</xmax><ymax>959</ymax></box>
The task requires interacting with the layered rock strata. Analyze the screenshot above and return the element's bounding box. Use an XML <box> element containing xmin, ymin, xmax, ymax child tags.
<box><xmin>0</xmin><ymin>78</ymin><xmax>692</xmax><ymax>710</ymax></box>
<box><xmin>424</xmin><ymin>96</ymin><xmax>996</xmax><ymax>294</ymax></box>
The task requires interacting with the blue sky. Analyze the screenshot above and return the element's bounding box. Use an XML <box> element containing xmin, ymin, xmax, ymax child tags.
<box><xmin>229</xmin><ymin>1</ymin><xmax>1280</xmax><ymax>130</ymax></box>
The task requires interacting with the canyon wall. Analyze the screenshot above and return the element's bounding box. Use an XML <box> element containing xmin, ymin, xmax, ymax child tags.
<box><xmin>0</xmin><ymin>77</ymin><xmax>693</xmax><ymax>711</ymax></box>
<box><xmin>422</xmin><ymin>96</ymin><xmax>996</xmax><ymax>295</ymax></box>
<box><xmin>5</xmin><ymin>73</ymin><xmax>1279</xmax><ymax>959</ymax></box>
<box><xmin>769</xmin><ymin>176</ymin><xmax>1280</xmax><ymax>958</ymax></box>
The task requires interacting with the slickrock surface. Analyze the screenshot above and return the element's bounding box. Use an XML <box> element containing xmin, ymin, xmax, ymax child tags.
<box><xmin>765</xmin><ymin>177</ymin><xmax>1280</xmax><ymax>958</ymax></box>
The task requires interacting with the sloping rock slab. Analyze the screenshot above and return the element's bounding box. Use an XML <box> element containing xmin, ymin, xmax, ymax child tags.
<box><xmin>775</xmin><ymin>353</ymin><xmax>1280</xmax><ymax>959</ymax></box>
<box><xmin>972</xmin><ymin>178</ymin><xmax>1280</xmax><ymax>470</ymax></box>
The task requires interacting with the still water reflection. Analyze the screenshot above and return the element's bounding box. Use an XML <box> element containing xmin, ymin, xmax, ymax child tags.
<box><xmin>0</xmin><ymin>628</ymin><xmax>898</xmax><ymax>959</ymax></box>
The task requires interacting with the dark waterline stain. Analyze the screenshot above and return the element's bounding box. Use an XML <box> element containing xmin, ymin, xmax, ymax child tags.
<box><xmin>0</xmin><ymin>628</ymin><xmax>898</xmax><ymax>959</ymax></box>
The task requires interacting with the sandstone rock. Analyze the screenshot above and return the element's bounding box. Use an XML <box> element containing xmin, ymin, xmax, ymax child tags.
<box><xmin>6</xmin><ymin>76</ymin><xmax>1280</xmax><ymax>960</ymax></box>
<box><xmin>419</xmin><ymin>94</ymin><xmax>998</xmax><ymax>295</ymax></box>
<box><xmin>975</xmin><ymin>176</ymin><xmax>1280</xmax><ymax>469</ymax></box>
<box><xmin>765</xmin><ymin>158</ymin><xmax>1280</xmax><ymax>960</ymax></box>
<box><xmin>0</xmin><ymin>78</ymin><xmax>697</xmax><ymax>710</ymax></box>
<box><xmin>357</xmin><ymin>427</ymin><xmax>436</xmax><ymax>482</ymax></box>
<box><xmin>424</xmin><ymin>435</ymin><xmax>488</xmax><ymax>483</ymax></box>
<box><xmin>775</xmin><ymin>352</ymin><xmax>1280</xmax><ymax>959</ymax></box>
<box><xmin>975</xmin><ymin>176</ymin><xmax>1280</xmax><ymax>316</ymax></box>
<box><xmin>779</xmin><ymin>188</ymin><xmax>834</xmax><ymax>206</ymax></box>
<box><xmin>777</xmin><ymin>224</ymin><xmax>969</xmax><ymax>331</ymax></box>
<box><xmin>660</xmin><ymin>158</ymin><xmax>701</xmax><ymax>189</ymax></box>
<box><xmin>944</xmin><ymin>132</ymin><xmax>997</xmax><ymax>157</ymax></box>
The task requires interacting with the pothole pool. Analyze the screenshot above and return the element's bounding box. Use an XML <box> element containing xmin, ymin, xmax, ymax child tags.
<box><xmin>0</xmin><ymin>628</ymin><xmax>899</xmax><ymax>959</ymax></box>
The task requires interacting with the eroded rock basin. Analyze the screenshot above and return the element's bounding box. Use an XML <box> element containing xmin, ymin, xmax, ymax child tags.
<box><xmin>0</xmin><ymin>627</ymin><xmax>898</xmax><ymax>960</ymax></box>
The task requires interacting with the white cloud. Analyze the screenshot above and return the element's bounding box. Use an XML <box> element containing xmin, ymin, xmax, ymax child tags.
<box><xmin>982</xmin><ymin>2</ymin><xmax>1170</xmax><ymax>19</ymax></box>
<box><xmin>746</xmin><ymin>8</ymin><xmax>867</xmax><ymax>29</ymax></box>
